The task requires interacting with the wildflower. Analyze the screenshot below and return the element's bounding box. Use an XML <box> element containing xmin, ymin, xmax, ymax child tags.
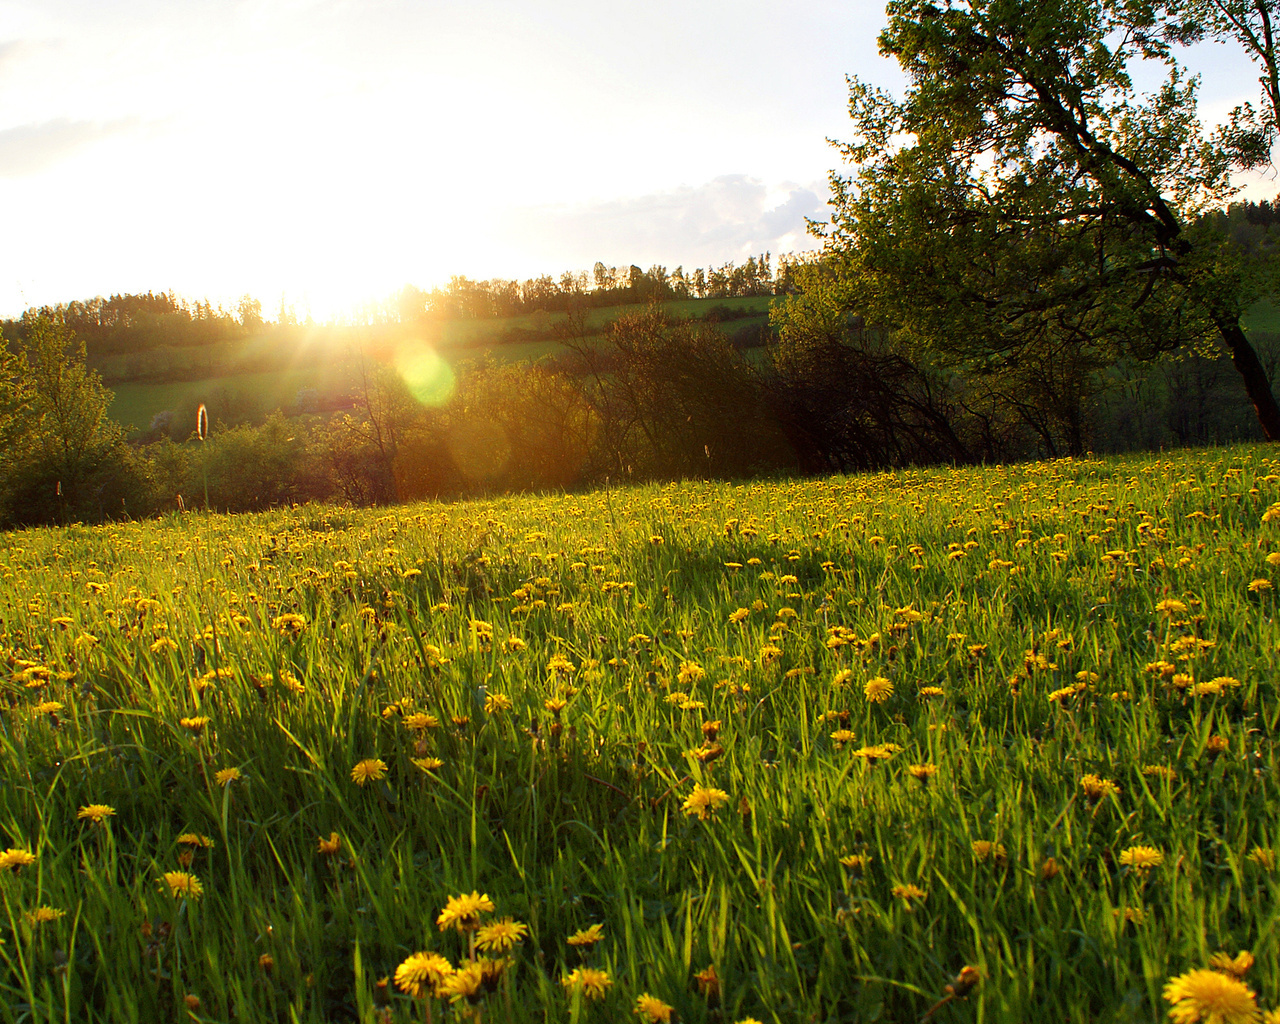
<box><xmin>1081</xmin><ymin>774</ymin><xmax>1120</xmax><ymax>801</ymax></box>
<box><xmin>1247</xmin><ymin>846</ymin><xmax>1276</xmax><ymax>871</ymax></box>
<box><xmin>1119</xmin><ymin>846</ymin><xmax>1164</xmax><ymax>874</ymax></box>
<box><xmin>475</xmin><ymin>918</ymin><xmax>528</xmax><ymax>953</ymax></box>
<box><xmin>839</xmin><ymin>853</ymin><xmax>871</xmax><ymax>875</ymax></box>
<box><xmin>484</xmin><ymin>693</ymin><xmax>513</xmax><ymax>714</ymax></box>
<box><xmin>567</xmin><ymin>923</ymin><xmax>605</xmax><ymax>946</ymax></box>
<box><xmin>0</xmin><ymin>848</ymin><xmax>37</xmax><ymax>871</ymax></box>
<box><xmin>891</xmin><ymin>883</ymin><xmax>927</xmax><ymax>904</ymax></box>
<box><xmin>25</xmin><ymin>906</ymin><xmax>65</xmax><ymax>925</ymax></box>
<box><xmin>351</xmin><ymin>758</ymin><xmax>388</xmax><ymax>786</ymax></box>
<box><xmin>562</xmin><ymin>967</ymin><xmax>613</xmax><ymax>1000</ymax></box>
<box><xmin>161</xmin><ymin>871</ymin><xmax>204</xmax><ymax>900</ymax></box>
<box><xmin>176</xmin><ymin>833</ymin><xmax>214</xmax><ymax>849</ymax></box>
<box><xmin>679</xmin><ymin>662</ymin><xmax>706</xmax><ymax>685</ymax></box>
<box><xmin>179</xmin><ymin>716</ymin><xmax>210</xmax><ymax>736</ymax></box>
<box><xmin>908</xmin><ymin>763</ymin><xmax>937</xmax><ymax>783</ymax></box>
<box><xmin>317</xmin><ymin>832</ymin><xmax>341</xmax><ymax>856</ymax></box>
<box><xmin>759</xmin><ymin>644</ymin><xmax>782</xmax><ymax>665</ymax></box>
<box><xmin>405</xmin><ymin>712</ymin><xmax>439</xmax><ymax>731</ymax></box>
<box><xmin>394</xmin><ymin>951</ymin><xmax>452</xmax><ymax>999</ymax></box>
<box><xmin>864</xmin><ymin>677</ymin><xmax>894</xmax><ymax>703</ymax></box>
<box><xmin>1208</xmin><ymin>951</ymin><xmax>1255</xmax><ymax>979</ymax></box>
<box><xmin>437</xmin><ymin>891</ymin><xmax>495</xmax><ymax>932</ymax></box>
<box><xmin>412</xmin><ymin>757</ymin><xmax>444</xmax><ymax>772</ymax></box>
<box><xmin>918</xmin><ymin>686</ymin><xmax>944</xmax><ymax>699</ymax></box>
<box><xmin>1248</xmin><ymin>578</ymin><xmax>1272</xmax><ymax>593</ymax></box>
<box><xmin>1156</xmin><ymin>599</ymin><xmax>1189</xmax><ymax>616</ymax></box>
<box><xmin>634</xmin><ymin>994</ymin><xmax>675</xmax><ymax>1023</ymax></box>
<box><xmin>77</xmin><ymin>804</ymin><xmax>115</xmax><ymax>824</ymax></box>
<box><xmin>1162</xmin><ymin>968</ymin><xmax>1259</xmax><ymax>1024</ymax></box>
<box><xmin>729</xmin><ymin>608</ymin><xmax>749</xmax><ymax>624</ymax></box>
<box><xmin>1040</xmin><ymin>857</ymin><xmax>1061</xmax><ymax>881</ymax></box>
<box><xmin>682</xmin><ymin>785</ymin><xmax>730</xmax><ymax>820</ymax></box>
<box><xmin>33</xmin><ymin>701</ymin><xmax>63</xmax><ymax>716</ymax></box>
<box><xmin>972</xmin><ymin>840</ymin><xmax>1007</xmax><ymax>865</ymax></box>
<box><xmin>272</xmin><ymin>613</ymin><xmax>307</xmax><ymax>635</ymax></box>
<box><xmin>214</xmin><ymin>767</ymin><xmax>242</xmax><ymax>786</ymax></box>
<box><xmin>1143</xmin><ymin>765</ymin><xmax>1177</xmax><ymax>783</ymax></box>
<box><xmin>438</xmin><ymin>961</ymin><xmax>484</xmax><ymax>1002</ymax></box>
<box><xmin>694</xmin><ymin>963</ymin><xmax>721</xmax><ymax>1000</ymax></box>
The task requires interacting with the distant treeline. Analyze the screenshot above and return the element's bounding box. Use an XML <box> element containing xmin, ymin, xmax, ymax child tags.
<box><xmin>0</xmin><ymin>254</ymin><xmax>793</xmax><ymax>359</ymax></box>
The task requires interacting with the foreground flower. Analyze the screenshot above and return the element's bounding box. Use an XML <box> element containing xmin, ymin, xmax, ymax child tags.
<box><xmin>437</xmin><ymin>891</ymin><xmax>495</xmax><ymax>932</ymax></box>
<box><xmin>1080</xmin><ymin>774</ymin><xmax>1120</xmax><ymax>801</ymax></box>
<box><xmin>77</xmin><ymin>804</ymin><xmax>115</xmax><ymax>824</ymax></box>
<box><xmin>1119</xmin><ymin>845</ymin><xmax>1164</xmax><ymax>874</ymax></box>
<box><xmin>864</xmin><ymin>676</ymin><xmax>894</xmax><ymax>703</ymax></box>
<box><xmin>682</xmin><ymin>785</ymin><xmax>730</xmax><ymax>820</ymax></box>
<box><xmin>562</xmin><ymin>967</ymin><xmax>612</xmax><ymax>1000</ymax></box>
<box><xmin>0</xmin><ymin>848</ymin><xmax>37</xmax><ymax>871</ymax></box>
<box><xmin>438</xmin><ymin>961</ymin><xmax>484</xmax><ymax>1002</ymax></box>
<box><xmin>394</xmin><ymin>951</ymin><xmax>452</xmax><ymax>999</ymax></box>
<box><xmin>475</xmin><ymin>917</ymin><xmax>528</xmax><ymax>953</ymax></box>
<box><xmin>214</xmin><ymin>767</ymin><xmax>242</xmax><ymax>786</ymax></box>
<box><xmin>1163</xmin><ymin>968</ymin><xmax>1259</xmax><ymax>1024</ymax></box>
<box><xmin>161</xmin><ymin>871</ymin><xmax>204</xmax><ymax>900</ymax></box>
<box><xmin>350</xmin><ymin>758</ymin><xmax>388</xmax><ymax>786</ymax></box>
<box><xmin>634</xmin><ymin>993</ymin><xmax>675</xmax><ymax>1022</ymax></box>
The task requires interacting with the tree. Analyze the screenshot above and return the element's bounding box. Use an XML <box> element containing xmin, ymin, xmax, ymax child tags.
<box><xmin>824</xmin><ymin>0</ymin><xmax>1280</xmax><ymax>441</ymax></box>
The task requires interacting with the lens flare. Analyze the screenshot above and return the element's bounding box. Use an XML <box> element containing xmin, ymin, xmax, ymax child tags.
<box><xmin>395</xmin><ymin>341</ymin><xmax>454</xmax><ymax>407</ymax></box>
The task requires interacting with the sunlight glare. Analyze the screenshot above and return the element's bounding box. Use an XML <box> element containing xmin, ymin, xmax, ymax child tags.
<box><xmin>394</xmin><ymin>340</ymin><xmax>455</xmax><ymax>407</ymax></box>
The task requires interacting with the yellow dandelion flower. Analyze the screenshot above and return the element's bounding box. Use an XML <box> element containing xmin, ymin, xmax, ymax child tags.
<box><xmin>160</xmin><ymin>871</ymin><xmax>204</xmax><ymax>900</ymax></box>
<box><xmin>1247</xmin><ymin>846</ymin><xmax>1276</xmax><ymax>871</ymax></box>
<box><xmin>214</xmin><ymin>767</ymin><xmax>242</xmax><ymax>786</ymax></box>
<box><xmin>475</xmin><ymin>917</ymin><xmax>528</xmax><ymax>952</ymax></box>
<box><xmin>729</xmin><ymin>608</ymin><xmax>749</xmax><ymax>624</ymax></box>
<box><xmin>484</xmin><ymin>693</ymin><xmax>513</xmax><ymax>714</ymax></box>
<box><xmin>562</xmin><ymin>967</ymin><xmax>613</xmax><ymax>1000</ymax></box>
<box><xmin>1248</xmin><ymin>578</ymin><xmax>1272</xmax><ymax>593</ymax></box>
<box><xmin>1119</xmin><ymin>845</ymin><xmax>1164</xmax><ymax>873</ymax></box>
<box><xmin>567</xmin><ymin>922</ymin><xmax>605</xmax><ymax>946</ymax></box>
<box><xmin>681</xmin><ymin>785</ymin><xmax>730</xmax><ymax>820</ymax></box>
<box><xmin>412</xmin><ymin>757</ymin><xmax>444</xmax><ymax>772</ymax></box>
<box><xmin>634</xmin><ymin>994</ymin><xmax>675</xmax><ymax>1023</ymax></box>
<box><xmin>437</xmin><ymin>891</ymin><xmax>496</xmax><ymax>932</ymax></box>
<box><xmin>908</xmin><ymin>763</ymin><xmax>937</xmax><ymax>783</ymax></box>
<box><xmin>0</xmin><ymin>848</ymin><xmax>37</xmax><ymax>871</ymax></box>
<box><xmin>394</xmin><ymin>951</ymin><xmax>452</xmax><ymax>999</ymax></box>
<box><xmin>77</xmin><ymin>804</ymin><xmax>115</xmax><ymax>824</ymax></box>
<box><xmin>176</xmin><ymin>833</ymin><xmax>214</xmax><ymax>848</ymax></box>
<box><xmin>864</xmin><ymin>676</ymin><xmax>894</xmax><ymax>703</ymax></box>
<box><xmin>891</xmin><ymin>883</ymin><xmax>927</xmax><ymax>903</ymax></box>
<box><xmin>839</xmin><ymin>853</ymin><xmax>872</xmax><ymax>874</ymax></box>
<box><xmin>438</xmin><ymin>960</ymin><xmax>484</xmax><ymax>1002</ymax></box>
<box><xmin>972</xmin><ymin>840</ymin><xmax>1007</xmax><ymax>864</ymax></box>
<box><xmin>317</xmin><ymin>832</ymin><xmax>341</xmax><ymax>856</ymax></box>
<box><xmin>1208</xmin><ymin>951</ymin><xmax>1254</xmax><ymax>979</ymax></box>
<box><xmin>1163</xmin><ymin>968</ymin><xmax>1259</xmax><ymax>1024</ymax></box>
<box><xmin>25</xmin><ymin>906</ymin><xmax>65</xmax><ymax>925</ymax></box>
<box><xmin>405</xmin><ymin>712</ymin><xmax>439</xmax><ymax>731</ymax></box>
<box><xmin>179</xmin><ymin>716</ymin><xmax>210</xmax><ymax>735</ymax></box>
<box><xmin>1080</xmin><ymin>774</ymin><xmax>1120</xmax><ymax>801</ymax></box>
<box><xmin>1156</xmin><ymin>599</ymin><xmax>1189</xmax><ymax>615</ymax></box>
<box><xmin>350</xmin><ymin>758</ymin><xmax>387</xmax><ymax>786</ymax></box>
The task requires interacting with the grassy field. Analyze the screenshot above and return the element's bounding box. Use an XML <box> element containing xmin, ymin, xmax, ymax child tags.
<box><xmin>2</xmin><ymin>446</ymin><xmax>1278</xmax><ymax>1022</ymax></box>
<box><xmin>105</xmin><ymin>297</ymin><xmax>775</xmax><ymax>432</ymax></box>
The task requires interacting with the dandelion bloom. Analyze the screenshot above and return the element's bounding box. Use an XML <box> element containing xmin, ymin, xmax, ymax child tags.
<box><xmin>908</xmin><ymin>763</ymin><xmax>937</xmax><ymax>783</ymax></box>
<box><xmin>484</xmin><ymin>693</ymin><xmax>513</xmax><ymax>714</ymax></box>
<box><xmin>729</xmin><ymin>608</ymin><xmax>749</xmax><ymax>624</ymax></box>
<box><xmin>394</xmin><ymin>951</ymin><xmax>452</xmax><ymax>999</ymax></box>
<box><xmin>1208</xmin><ymin>951</ymin><xmax>1255</xmax><ymax>979</ymax></box>
<box><xmin>562</xmin><ymin>967</ymin><xmax>612</xmax><ymax>1000</ymax></box>
<box><xmin>864</xmin><ymin>677</ymin><xmax>894</xmax><ymax>703</ymax></box>
<box><xmin>412</xmin><ymin>757</ymin><xmax>444</xmax><ymax>772</ymax></box>
<box><xmin>438</xmin><ymin>961</ymin><xmax>484</xmax><ymax>1002</ymax></box>
<box><xmin>437</xmin><ymin>891</ymin><xmax>495</xmax><ymax>932</ymax></box>
<box><xmin>891</xmin><ymin>883</ymin><xmax>927</xmax><ymax>903</ymax></box>
<box><xmin>1162</xmin><ymin>968</ymin><xmax>1259</xmax><ymax>1024</ymax></box>
<box><xmin>694</xmin><ymin>963</ymin><xmax>720</xmax><ymax>999</ymax></box>
<box><xmin>839</xmin><ymin>853</ymin><xmax>872</xmax><ymax>874</ymax></box>
<box><xmin>176</xmin><ymin>833</ymin><xmax>214</xmax><ymax>848</ymax></box>
<box><xmin>682</xmin><ymin>785</ymin><xmax>730</xmax><ymax>821</ymax></box>
<box><xmin>77</xmin><ymin>804</ymin><xmax>116</xmax><ymax>824</ymax></box>
<box><xmin>1119</xmin><ymin>846</ymin><xmax>1164</xmax><ymax>873</ymax></box>
<box><xmin>25</xmin><ymin>906</ymin><xmax>65</xmax><ymax>925</ymax></box>
<box><xmin>1248</xmin><ymin>578</ymin><xmax>1272</xmax><ymax>594</ymax></box>
<box><xmin>1080</xmin><ymin>774</ymin><xmax>1120</xmax><ymax>801</ymax></box>
<box><xmin>1040</xmin><ymin>857</ymin><xmax>1061</xmax><ymax>881</ymax></box>
<box><xmin>918</xmin><ymin>686</ymin><xmax>944</xmax><ymax>699</ymax></box>
<box><xmin>475</xmin><ymin>917</ymin><xmax>528</xmax><ymax>952</ymax></box>
<box><xmin>161</xmin><ymin>871</ymin><xmax>204</xmax><ymax>900</ymax></box>
<box><xmin>351</xmin><ymin>758</ymin><xmax>388</xmax><ymax>786</ymax></box>
<box><xmin>634</xmin><ymin>994</ymin><xmax>675</xmax><ymax>1023</ymax></box>
<box><xmin>1156</xmin><ymin>599</ymin><xmax>1189</xmax><ymax>616</ymax></box>
<box><xmin>567</xmin><ymin>922</ymin><xmax>605</xmax><ymax>946</ymax></box>
<box><xmin>0</xmin><ymin>848</ymin><xmax>36</xmax><ymax>871</ymax></box>
<box><xmin>972</xmin><ymin>841</ymin><xmax>1007</xmax><ymax>864</ymax></box>
<box><xmin>1247</xmin><ymin>846</ymin><xmax>1276</xmax><ymax>871</ymax></box>
<box><xmin>179</xmin><ymin>716</ymin><xmax>210</xmax><ymax>735</ymax></box>
<box><xmin>317</xmin><ymin>832</ymin><xmax>341</xmax><ymax>856</ymax></box>
<box><xmin>214</xmin><ymin>767</ymin><xmax>242</xmax><ymax>786</ymax></box>
<box><xmin>405</xmin><ymin>712</ymin><xmax>439</xmax><ymax>731</ymax></box>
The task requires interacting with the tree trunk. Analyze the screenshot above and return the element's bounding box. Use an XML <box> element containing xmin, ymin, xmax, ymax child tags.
<box><xmin>1218</xmin><ymin>318</ymin><xmax>1280</xmax><ymax>440</ymax></box>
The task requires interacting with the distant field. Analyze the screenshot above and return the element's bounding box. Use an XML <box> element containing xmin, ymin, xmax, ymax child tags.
<box><xmin>106</xmin><ymin>296</ymin><xmax>776</xmax><ymax>431</ymax></box>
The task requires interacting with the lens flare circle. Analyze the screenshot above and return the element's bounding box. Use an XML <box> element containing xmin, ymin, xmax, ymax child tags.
<box><xmin>394</xmin><ymin>341</ymin><xmax>454</xmax><ymax>407</ymax></box>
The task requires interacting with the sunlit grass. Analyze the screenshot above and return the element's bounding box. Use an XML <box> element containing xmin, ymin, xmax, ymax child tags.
<box><xmin>1</xmin><ymin>445</ymin><xmax>1278</xmax><ymax>1021</ymax></box>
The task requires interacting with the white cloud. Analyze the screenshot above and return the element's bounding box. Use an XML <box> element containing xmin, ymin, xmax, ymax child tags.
<box><xmin>0</xmin><ymin>117</ymin><xmax>138</xmax><ymax>177</ymax></box>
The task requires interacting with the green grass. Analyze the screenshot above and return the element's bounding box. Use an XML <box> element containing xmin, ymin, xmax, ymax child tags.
<box><xmin>2</xmin><ymin>445</ymin><xmax>1277</xmax><ymax>1022</ymax></box>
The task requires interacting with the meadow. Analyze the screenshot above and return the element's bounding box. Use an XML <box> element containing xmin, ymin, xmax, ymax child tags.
<box><xmin>1</xmin><ymin>445</ymin><xmax>1278</xmax><ymax>1023</ymax></box>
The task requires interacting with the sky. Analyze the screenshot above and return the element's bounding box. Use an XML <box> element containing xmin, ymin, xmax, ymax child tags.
<box><xmin>0</xmin><ymin>0</ymin><xmax>1274</xmax><ymax>321</ymax></box>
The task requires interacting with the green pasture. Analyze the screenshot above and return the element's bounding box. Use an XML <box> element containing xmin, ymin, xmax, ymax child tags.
<box><xmin>1</xmin><ymin>446</ymin><xmax>1278</xmax><ymax>1021</ymax></box>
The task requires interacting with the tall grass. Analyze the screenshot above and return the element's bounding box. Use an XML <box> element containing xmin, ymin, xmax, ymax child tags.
<box><xmin>0</xmin><ymin>445</ymin><xmax>1277</xmax><ymax>1022</ymax></box>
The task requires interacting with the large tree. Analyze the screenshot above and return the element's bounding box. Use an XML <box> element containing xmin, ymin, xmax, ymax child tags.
<box><xmin>824</xmin><ymin>0</ymin><xmax>1280</xmax><ymax>440</ymax></box>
